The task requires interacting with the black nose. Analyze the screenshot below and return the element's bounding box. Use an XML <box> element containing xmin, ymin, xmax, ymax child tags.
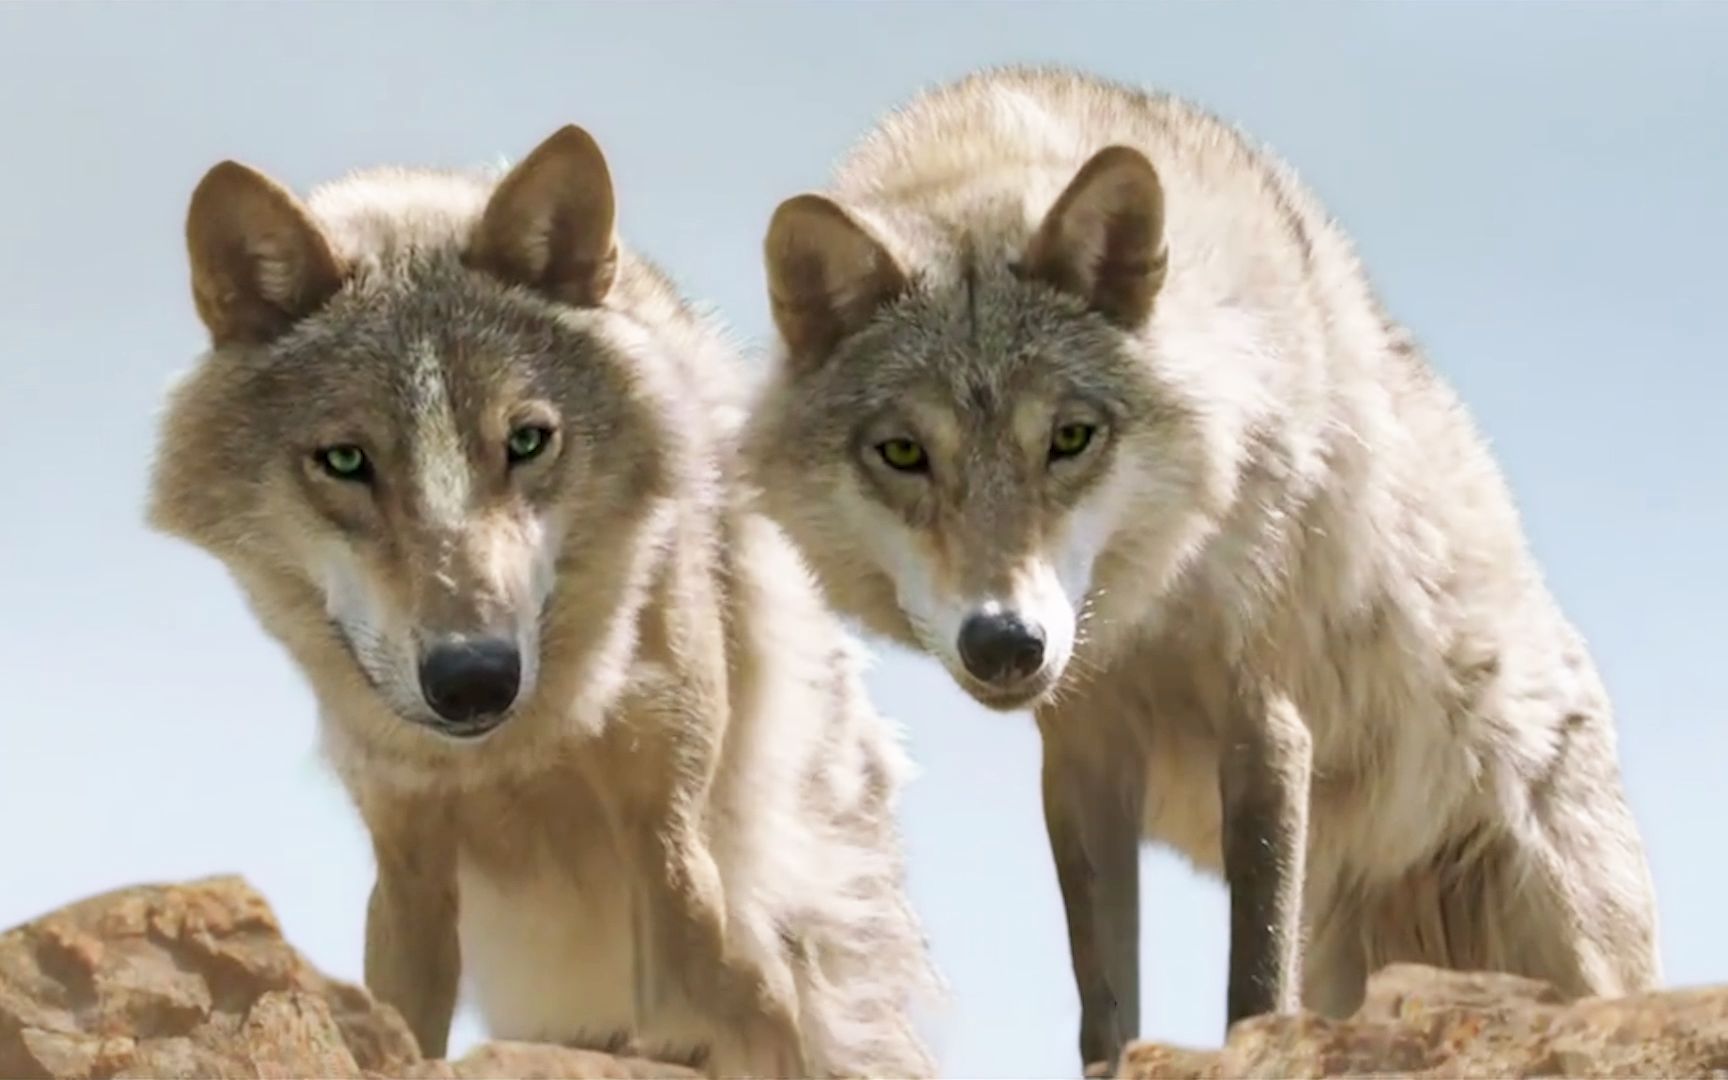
<box><xmin>957</xmin><ymin>610</ymin><xmax>1046</xmax><ymax>686</ymax></box>
<box><xmin>418</xmin><ymin>637</ymin><xmax>521</xmax><ymax>726</ymax></box>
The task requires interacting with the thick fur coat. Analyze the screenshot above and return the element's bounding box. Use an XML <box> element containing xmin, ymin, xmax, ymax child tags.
<box><xmin>743</xmin><ymin>66</ymin><xmax>1660</xmax><ymax>1070</ymax></box>
<box><xmin>149</xmin><ymin>127</ymin><xmax>938</xmax><ymax>1079</ymax></box>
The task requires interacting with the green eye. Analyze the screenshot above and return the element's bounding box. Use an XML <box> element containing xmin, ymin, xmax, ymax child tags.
<box><xmin>877</xmin><ymin>437</ymin><xmax>928</xmax><ymax>473</ymax></box>
<box><xmin>1049</xmin><ymin>422</ymin><xmax>1096</xmax><ymax>460</ymax></box>
<box><xmin>319</xmin><ymin>444</ymin><xmax>369</xmax><ymax>480</ymax></box>
<box><xmin>506</xmin><ymin>424</ymin><xmax>552</xmax><ymax>464</ymax></box>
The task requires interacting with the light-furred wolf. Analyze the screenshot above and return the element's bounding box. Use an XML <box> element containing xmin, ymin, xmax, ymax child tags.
<box><xmin>147</xmin><ymin>125</ymin><xmax>938</xmax><ymax>1078</ymax></box>
<box><xmin>745</xmin><ymin>65</ymin><xmax>1660</xmax><ymax>1072</ymax></box>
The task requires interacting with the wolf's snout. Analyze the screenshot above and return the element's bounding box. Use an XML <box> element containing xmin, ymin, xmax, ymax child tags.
<box><xmin>957</xmin><ymin>610</ymin><xmax>1046</xmax><ymax>686</ymax></box>
<box><xmin>418</xmin><ymin>637</ymin><xmax>522</xmax><ymax>729</ymax></box>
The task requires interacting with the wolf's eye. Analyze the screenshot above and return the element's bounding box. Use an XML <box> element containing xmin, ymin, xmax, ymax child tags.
<box><xmin>318</xmin><ymin>444</ymin><xmax>370</xmax><ymax>481</ymax></box>
<box><xmin>506</xmin><ymin>425</ymin><xmax>552</xmax><ymax>465</ymax></box>
<box><xmin>1049</xmin><ymin>423</ymin><xmax>1096</xmax><ymax>461</ymax></box>
<box><xmin>876</xmin><ymin>437</ymin><xmax>929</xmax><ymax>473</ymax></box>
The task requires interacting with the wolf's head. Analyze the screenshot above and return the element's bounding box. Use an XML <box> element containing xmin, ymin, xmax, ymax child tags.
<box><xmin>745</xmin><ymin>146</ymin><xmax>1238</xmax><ymax>712</ymax></box>
<box><xmin>151</xmin><ymin>127</ymin><xmax>697</xmax><ymax>758</ymax></box>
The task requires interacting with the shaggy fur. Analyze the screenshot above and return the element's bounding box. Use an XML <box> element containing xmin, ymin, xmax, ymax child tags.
<box><xmin>149</xmin><ymin>126</ymin><xmax>938</xmax><ymax>1079</ymax></box>
<box><xmin>743</xmin><ymin>65</ymin><xmax>1660</xmax><ymax>1072</ymax></box>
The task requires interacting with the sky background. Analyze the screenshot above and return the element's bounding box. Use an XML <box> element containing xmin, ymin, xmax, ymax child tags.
<box><xmin>1</xmin><ymin>3</ymin><xmax>1724</xmax><ymax>1077</ymax></box>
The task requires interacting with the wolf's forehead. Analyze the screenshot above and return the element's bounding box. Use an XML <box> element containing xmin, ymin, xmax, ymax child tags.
<box><xmin>856</xmin><ymin>334</ymin><xmax>1138</xmax><ymax>435</ymax></box>
<box><xmin>921</xmin><ymin>272</ymin><xmax>1145</xmax><ymax>395</ymax></box>
<box><xmin>883</xmin><ymin>315</ymin><xmax>1070</xmax><ymax>403</ymax></box>
<box><xmin>398</xmin><ymin>337</ymin><xmax>474</xmax><ymax>525</ymax></box>
<box><xmin>390</xmin><ymin>332</ymin><xmax>476</xmax><ymax>398</ymax></box>
<box><xmin>310</xmin><ymin>280</ymin><xmax>535</xmax><ymax>392</ymax></box>
<box><xmin>274</xmin><ymin>322</ymin><xmax>517</xmax><ymax>467</ymax></box>
<box><xmin>399</xmin><ymin>336</ymin><xmax>460</xmax><ymax>414</ymax></box>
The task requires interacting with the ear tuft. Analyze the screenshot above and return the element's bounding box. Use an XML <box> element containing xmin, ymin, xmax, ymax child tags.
<box><xmin>764</xmin><ymin>194</ymin><xmax>907</xmax><ymax>368</ymax></box>
<box><xmin>185</xmin><ymin>161</ymin><xmax>346</xmax><ymax>347</ymax></box>
<box><xmin>1022</xmin><ymin>145</ymin><xmax>1168</xmax><ymax>327</ymax></box>
<box><xmin>469</xmin><ymin>124</ymin><xmax>618</xmax><ymax>307</ymax></box>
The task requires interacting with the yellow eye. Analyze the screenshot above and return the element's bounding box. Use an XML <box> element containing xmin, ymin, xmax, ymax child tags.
<box><xmin>319</xmin><ymin>444</ymin><xmax>370</xmax><ymax>480</ymax></box>
<box><xmin>1049</xmin><ymin>422</ymin><xmax>1096</xmax><ymax>460</ymax></box>
<box><xmin>877</xmin><ymin>437</ymin><xmax>928</xmax><ymax>472</ymax></box>
<box><xmin>507</xmin><ymin>424</ymin><xmax>552</xmax><ymax>464</ymax></box>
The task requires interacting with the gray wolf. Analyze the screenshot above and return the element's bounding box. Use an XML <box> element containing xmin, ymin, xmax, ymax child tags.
<box><xmin>742</xmin><ymin>64</ymin><xmax>1660</xmax><ymax>1072</ymax></box>
<box><xmin>148</xmin><ymin>124</ymin><xmax>939</xmax><ymax>1078</ymax></box>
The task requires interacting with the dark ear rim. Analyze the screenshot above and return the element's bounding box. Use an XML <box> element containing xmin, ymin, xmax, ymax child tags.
<box><xmin>184</xmin><ymin>159</ymin><xmax>347</xmax><ymax>347</ymax></box>
<box><xmin>763</xmin><ymin>193</ymin><xmax>908</xmax><ymax>367</ymax></box>
<box><xmin>468</xmin><ymin>123</ymin><xmax>619</xmax><ymax>308</ymax></box>
<box><xmin>1022</xmin><ymin>144</ymin><xmax>1168</xmax><ymax>328</ymax></box>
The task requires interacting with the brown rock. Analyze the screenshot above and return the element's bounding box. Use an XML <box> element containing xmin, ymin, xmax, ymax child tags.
<box><xmin>399</xmin><ymin>1040</ymin><xmax>704</xmax><ymax>1079</ymax></box>
<box><xmin>1118</xmin><ymin>964</ymin><xmax>1728</xmax><ymax>1079</ymax></box>
<box><xmin>0</xmin><ymin>877</ymin><xmax>697</xmax><ymax>1080</ymax></box>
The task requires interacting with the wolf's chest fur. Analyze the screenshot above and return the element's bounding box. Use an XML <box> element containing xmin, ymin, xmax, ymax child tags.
<box><xmin>455</xmin><ymin>849</ymin><xmax>643</xmax><ymax>1045</ymax></box>
<box><xmin>447</xmin><ymin>772</ymin><xmax>711</xmax><ymax>1066</ymax></box>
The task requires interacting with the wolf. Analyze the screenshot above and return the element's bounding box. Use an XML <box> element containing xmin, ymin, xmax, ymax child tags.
<box><xmin>742</xmin><ymin>65</ymin><xmax>1661</xmax><ymax>1072</ymax></box>
<box><xmin>147</xmin><ymin>124</ymin><xmax>940</xmax><ymax>1079</ymax></box>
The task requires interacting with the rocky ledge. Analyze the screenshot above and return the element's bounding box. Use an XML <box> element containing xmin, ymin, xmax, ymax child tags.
<box><xmin>1118</xmin><ymin>964</ymin><xmax>1728</xmax><ymax>1079</ymax></box>
<box><xmin>0</xmin><ymin>876</ymin><xmax>693</xmax><ymax>1079</ymax></box>
<box><xmin>4</xmin><ymin>876</ymin><xmax>1724</xmax><ymax>1078</ymax></box>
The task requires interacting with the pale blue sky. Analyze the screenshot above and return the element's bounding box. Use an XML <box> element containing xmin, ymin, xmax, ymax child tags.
<box><xmin>1</xmin><ymin>4</ymin><xmax>1723</xmax><ymax>1077</ymax></box>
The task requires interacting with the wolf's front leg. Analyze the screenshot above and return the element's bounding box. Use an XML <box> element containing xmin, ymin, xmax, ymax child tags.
<box><xmin>360</xmin><ymin>800</ymin><xmax>460</xmax><ymax>1059</ymax></box>
<box><xmin>1037</xmin><ymin>713</ymin><xmax>1142</xmax><ymax>1076</ymax></box>
<box><xmin>1219</xmin><ymin>688</ymin><xmax>1311</xmax><ymax>1029</ymax></box>
<box><xmin>633</xmin><ymin>820</ymin><xmax>806</xmax><ymax>1080</ymax></box>
<box><xmin>602</xmin><ymin>662</ymin><xmax>805</xmax><ymax>1078</ymax></box>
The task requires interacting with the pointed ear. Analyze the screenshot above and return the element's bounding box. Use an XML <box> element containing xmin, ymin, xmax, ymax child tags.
<box><xmin>764</xmin><ymin>194</ymin><xmax>907</xmax><ymax>367</ymax></box>
<box><xmin>468</xmin><ymin>125</ymin><xmax>618</xmax><ymax>307</ymax></box>
<box><xmin>1021</xmin><ymin>145</ymin><xmax>1168</xmax><ymax>327</ymax></box>
<box><xmin>185</xmin><ymin>161</ymin><xmax>346</xmax><ymax>347</ymax></box>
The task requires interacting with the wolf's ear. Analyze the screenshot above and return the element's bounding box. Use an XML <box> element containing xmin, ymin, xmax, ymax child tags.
<box><xmin>185</xmin><ymin>162</ymin><xmax>346</xmax><ymax>347</ymax></box>
<box><xmin>764</xmin><ymin>194</ymin><xmax>907</xmax><ymax>368</ymax></box>
<box><xmin>469</xmin><ymin>125</ymin><xmax>618</xmax><ymax>308</ymax></box>
<box><xmin>1021</xmin><ymin>145</ymin><xmax>1167</xmax><ymax>328</ymax></box>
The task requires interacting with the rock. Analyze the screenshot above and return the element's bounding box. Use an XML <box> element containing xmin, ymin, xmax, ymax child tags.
<box><xmin>0</xmin><ymin>877</ymin><xmax>697</xmax><ymax>1080</ymax></box>
<box><xmin>20</xmin><ymin>878</ymin><xmax>1728</xmax><ymax>1079</ymax></box>
<box><xmin>399</xmin><ymin>1041</ymin><xmax>702</xmax><ymax>1079</ymax></box>
<box><xmin>1117</xmin><ymin>963</ymin><xmax>1728</xmax><ymax>1078</ymax></box>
